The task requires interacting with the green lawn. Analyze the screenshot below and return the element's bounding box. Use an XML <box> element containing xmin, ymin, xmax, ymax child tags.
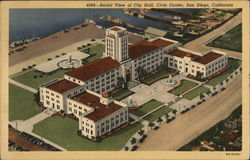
<box><xmin>112</xmin><ymin>89</ymin><xmax>134</xmax><ymax>101</ymax></box>
<box><xmin>33</xmin><ymin>116</ymin><xmax>143</xmax><ymax>151</ymax></box>
<box><xmin>206</xmin><ymin>58</ymin><xmax>241</xmax><ymax>86</ymax></box>
<box><xmin>183</xmin><ymin>86</ymin><xmax>209</xmax><ymax>100</ymax></box>
<box><xmin>169</xmin><ymin>80</ymin><xmax>198</xmax><ymax>96</ymax></box>
<box><xmin>143</xmin><ymin>106</ymin><xmax>173</xmax><ymax>123</ymax></box>
<box><xmin>142</xmin><ymin>70</ymin><xmax>177</xmax><ymax>85</ymax></box>
<box><xmin>9</xmin><ymin>84</ymin><xmax>43</xmax><ymax>121</ymax></box>
<box><xmin>11</xmin><ymin>69</ymin><xmax>72</xmax><ymax>89</ymax></box>
<box><xmin>207</xmin><ymin>23</ymin><xmax>242</xmax><ymax>52</ymax></box>
<box><xmin>83</xmin><ymin>44</ymin><xmax>105</xmax><ymax>63</ymax></box>
<box><xmin>130</xmin><ymin>99</ymin><xmax>164</xmax><ymax>117</ymax></box>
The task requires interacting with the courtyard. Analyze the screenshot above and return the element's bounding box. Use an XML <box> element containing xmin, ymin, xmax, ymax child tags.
<box><xmin>10</xmin><ymin>43</ymin><xmax>105</xmax><ymax>89</ymax></box>
<box><xmin>130</xmin><ymin>99</ymin><xmax>164</xmax><ymax>117</ymax></box>
<box><xmin>33</xmin><ymin>116</ymin><xmax>143</xmax><ymax>151</ymax></box>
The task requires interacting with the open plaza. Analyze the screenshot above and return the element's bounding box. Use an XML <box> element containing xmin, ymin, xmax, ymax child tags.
<box><xmin>9</xmin><ymin>21</ymin><xmax>242</xmax><ymax>151</ymax></box>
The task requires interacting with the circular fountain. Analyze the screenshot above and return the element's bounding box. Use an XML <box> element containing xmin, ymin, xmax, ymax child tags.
<box><xmin>57</xmin><ymin>53</ymin><xmax>81</xmax><ymax>69</ymax></box>
<box><xmin>125</xmin><ymin>96</ymin><xmax>137</xmax><ymax>107</ymax></box>
<box><xmin>165</xmin><ymin>75</ymin><xmax>177</xmax><ymax>85</ymax></box>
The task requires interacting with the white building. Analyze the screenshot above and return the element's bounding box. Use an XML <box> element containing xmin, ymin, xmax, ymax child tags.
<box><xmin>167</xmin><ymin>47</ymin><xmax>228</xmax><ymax>78</ymax></box>
<box><xmin>70</xmin><ymin>91</ymin><xmax>128</xmax><ymax>139</ymax></box>
<box><xmin>39</xmin><ymin>26</ymin><xmax>228</xmax><ymax>140</ymax></box>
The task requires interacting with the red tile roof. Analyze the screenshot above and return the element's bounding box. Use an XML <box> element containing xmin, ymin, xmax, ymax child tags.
<box><xmin>168</xmin><ymin>49</ymin><xmax>223</xmax><ymax>65</ymax></box>
<box><xmin>65</xmin><ymin>57</ymin><xmax>120</xmax><ymax>81</ymax></box>
<box><xmin>129</xmin><ymin>38</ymin><xmax>175</xmax><ymax>59</ymax></box>
<box><xmin>72</xmin><ymin>92</ymin><xmax>123</xmax><ymax>122</ymax></box>
<box><xmin>110</xmin><ymin>27</ymin><xmax>122</xmax><ymax>31</ymax></box>
<box><xmin>46</xmin><ymin>79</ymin><xmax>80</xmax><ymax>94</ymax></box>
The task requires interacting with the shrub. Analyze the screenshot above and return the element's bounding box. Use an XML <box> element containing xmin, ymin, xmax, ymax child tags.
<box><xmin>61</xmin><ymin>53</ymin><xmax>66</xmax><ymax>55</ymax></box>
<box><xmin>131</xmin><ymin>145</ymin><xmax>138</xmax><ymax>151</ymax></box>
<box><xmin>22</xmin><ymin>68</ymin><xmax>27</xmax><ymax>71</ymax></box>
<box><xmin>39</xmin><ymin>75</ymin><xmax>43</xmax><ymax>78</ymax></box>
<box><xmin>32</xmin><ymin>64</ymin><xmax>36</xmax><ymax>67</ymax></box>
<box><xmin>87</xmin><ymin>43</ymin><xmax>91</xmax><ymax>46</ymax></box>
<box><xmin>91</xmin><ymin>39</ymin><xmax>95</xmax><ymax>41</ymax></box>
<box><xmin>197</xmin><ymin>101</ymin><xmax>202</xmax><ymax>105</ymax></box>
<box><xmin>33</xmin><ymin>75</ymin><xmax>37</xmax><ymax>78</ymax></box>
<box><xmin>191</xmin><ymin>105</ymin><xmax>196</xmax><ymax>108</ymax></box>
<box><xmin>221</xmin><ymin>87</ymin><xmax>226</xmax><ymax>91</ymax></box>
<box><xmin>47</xmin><ymin>58</ymin><xmax>52</xmax><ymax>61</ymax></box>
<box><xmin>77</xmin><ymin>47</ymin><xmax>82</xmax><ymax>50</ymax></box>
<box><xmin>28</xmin><ymin>66</ymin><xmax>32</xmax><ymax>69</ymax></box>
<box><xmin>55</xmin><ymin>55</ymin><xmax>60</xmax><ymax>58</ymax></box>
<box><xmin>154</xmin><ymin>126</ymin><xmax>159</xmax><ymax>130</ymax></box>
<box><xmin>124</xmin><ymin>146</ymin><xmax>129</xmax><ymax>151</ymax></box>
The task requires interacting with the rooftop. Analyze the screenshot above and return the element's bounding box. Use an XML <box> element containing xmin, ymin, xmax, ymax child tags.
<box><xmin>46</xmin><ymin>79</ymin><xmax>80</xmax><ymax>94</ymax></box>
<box><xmin>129</xmin><ymin>38</ymin><xmax>175</xmax><ymax>59</ymax></box>
<box><xmin>65</xmin><ymin>57</ymin><xmax>120</xmax><ymax>81</ymax></box>
<box><xmin>71</xmin><ymin>92</ymin><xmax>123</xmax><ymax>122</ymax></box>
<box><xmin>145</xmin><ymin>27</ymin><xmax>167</xmax><ymax>36</ymax></box>
<box><xmin>168</xmin><ymin>49</ymin><xmax>224</xmax><ymax>65</ymax></box>
<box><xmin>109</xmin><ymin>26</ymin><xmax>123</xmax><ymax>32</ymax></box>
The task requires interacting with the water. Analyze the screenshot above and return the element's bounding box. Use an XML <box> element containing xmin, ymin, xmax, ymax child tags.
<box><xmin>10</xmin><ymin>9</ymin><xmax>200</xmax><ymax>42</ymax></box>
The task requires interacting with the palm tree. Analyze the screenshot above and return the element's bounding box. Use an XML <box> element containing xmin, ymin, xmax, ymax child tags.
<box><xmin>130</xmin><ymin>137</ymin><xmax>137</xmax><ymax>145</ymax></box>
<box><xmin>157</xmin><ymin>117</ymin><xmax>163</xmax><ymax>124</ymax></box>
<box><xmin>148</xmin><ymin>122</ymin><xmax>155</xmax><ymax>131</ymax></box>
<box><xmin>138</xmin><ymin>129</ymin><xmax>145</xmax><ymax>137</ymax></box>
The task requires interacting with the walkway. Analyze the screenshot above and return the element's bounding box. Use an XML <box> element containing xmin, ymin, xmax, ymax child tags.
<box><xmin>9</xmin><ymin>78</ymin><xmax>37</xmax><ymax>93</ymax></box>
<box><xmin>183</xmin><ymin>11</ymin><xmax>242</xmax><ymax>59</ymax></box>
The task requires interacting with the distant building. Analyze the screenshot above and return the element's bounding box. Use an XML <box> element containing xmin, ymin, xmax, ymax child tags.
<box><xmin>224</xmin><ymin>121</ymin><xmax>238</xmax><ymax>129</ymax></box>
<box><xmin>144</xmin><ymin>27</ymin><xmax>168</xmax><ymax>39</ymax></box>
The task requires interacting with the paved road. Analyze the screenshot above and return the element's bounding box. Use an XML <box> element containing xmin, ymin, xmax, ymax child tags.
<box><xmin>138</xmin><ymin>75</ymin><xmax>242</xmax><ymax>151</ymax></box>
<box><xmin>183</xmin><ymin>11</ymin><xmax>242</xmax><ymax>59</ymax></box>
<box><xmin>9</xmin><ymin>78</ymin><xmax>37</xmax><ymax>93</ymax></box>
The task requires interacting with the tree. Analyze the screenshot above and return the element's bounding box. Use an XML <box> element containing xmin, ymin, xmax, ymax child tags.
<box><xmin>172</xmin><ymin>109</ymin><xmax>177</xmax><ymax>115</ymax></box>
<box><xmin>136</xmin><ymin>66</ymin><xmax>147</xmax><ymax>80</ymax></box>
<box><xmin>81</xmin><ymin>58</ymin><xmax>88</xmax><ymax>65</ymax></box>
<box><xmin>117</xmin><ymin>76</ymin><xmax>125</xmax><ymax>88</ymax></box>
<box><xmin>34</xmin><ymin>89</ymin><xmax>40</xmax><ymax>103</ymax></box>
<box><xmin>130</xmin><ymin>137</ymin><xmax>137</xmax><ymax>145</ymax></box>
<box><xmin>124</xmin><ymin>146</ymin><xmax>129</xmax><ymax>151</ymax></box>
<box><xmin>160</xmin><ymin>58</ymin><xmax>169</xmax><ymax>71</ymax></box>
<box><xmin>148</xmin><ymin>122</ymin><xmax>155</xmax><ymax>131</ymax></box>
<box><xmin>220</xmin><ymin>81</ymin><xmax>223</xmax><ymax>86</ymax></box>
<box><xmin>196</xmin><ymin>71</ymin><xmax>203</xmax><ymax>80</ymax></box>
<box><xmin>199</xmin><ymin>93</ymin><xmax>205</xmax><ymax>101</ymax></box>
<box><xmin>156</xmin><ymin>117</ymin><xmax>163</xmax><ymax>124</ymax></box>
<box><xmin>138</xmin><ymin>129</ymin><xmax>145</xmax><ymax>137</ymax></box>
<box><xmin>165</xmin><ymin>113</ymin><xmax>169</xmax><ymax>122</ymax></box>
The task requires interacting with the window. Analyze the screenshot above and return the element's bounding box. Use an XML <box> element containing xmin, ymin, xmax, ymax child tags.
<box><xmin>69</xmin><ymin>107</ymin><xmax>72</xmax><ymax>111</ymax></box>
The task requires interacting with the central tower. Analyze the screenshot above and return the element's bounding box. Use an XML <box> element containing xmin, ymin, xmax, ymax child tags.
<box><xmin>104</xmin><ymin>26</ymin><xmax>129</xmax><ymax>63</ymax></box>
